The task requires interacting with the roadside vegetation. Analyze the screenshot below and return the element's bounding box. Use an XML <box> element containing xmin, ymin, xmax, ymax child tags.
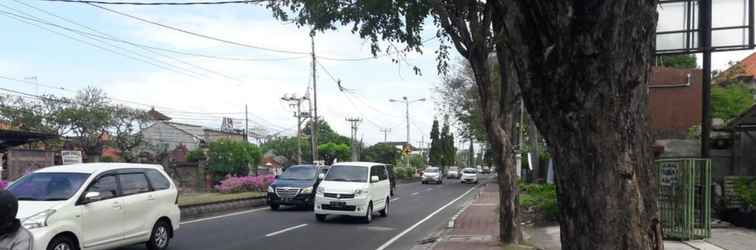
<box><xmin>735</xmin><ymin>177</ymin><xmax>756</xmax><ymax>209</ymax></box>
<box><xmin>519</xmin><ymin>182</ymin><xmax>558</xmax><ymax>223</ymax></box>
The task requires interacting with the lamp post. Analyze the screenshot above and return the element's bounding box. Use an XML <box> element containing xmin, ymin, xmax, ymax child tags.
<box><xmin>389</xmin><ymin>96</ymin><xmax>426</xmax><ymax>167</ymax></box>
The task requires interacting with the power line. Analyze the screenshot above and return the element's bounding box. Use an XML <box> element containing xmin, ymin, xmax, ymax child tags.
<box><xmin>39</xmin><ymin>0</ymin><xmax>265</xmax><ymax>5</ymax></box>
<box><xmin>0</xmin><ymin>8</ymin><xmax>209</xmax><ymax>81</ymax></box>
<box><xmin>87</xmin><ymin>3</ymin><xmax>311</xmax><ymax>55</ymax></box>
<box><xmin>2</xmin><ymin>2</ymin><xmax>247</xmax><ymax>83</ymax></box>
<box><xmin>20</xmin><ymin>1</ymin><xmax>307</xmax><ymax>62</ymax></box>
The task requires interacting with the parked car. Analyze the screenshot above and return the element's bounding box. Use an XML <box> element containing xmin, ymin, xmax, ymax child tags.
<box><xmin>314</xmin><ymin>162</ymin><xmax>391</xmax><ymax>223</ymax></box>
<box><xmin>9</xmin><ymin>163</ymin><xmax>180</xmax><ymax>250</ymax></box>
<box><xmin>446</xmin><ymin>167</ymin><xmax>460</xmax><ymax>179</ymax></box>
<box><xmin>461</xmin><ymin>168</ymin><xmax>479</xmax><ymax>184</ymax></box>
<box><xmin>267</xmin><ymin>165</ymin><xmax>326</xmax><ymax>210</ymax></box>
<box><xmin>421</xmin><ymin>167</ymin><xmax>442</xmax><ymax>184</ymax></box>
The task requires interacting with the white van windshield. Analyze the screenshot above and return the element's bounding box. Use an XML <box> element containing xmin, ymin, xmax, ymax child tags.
<box><xmin>325</xmin><ymin>165</ymin><xmax>368</xmax><ymax>183</ymax></box>
<box><xmin>9</xmin><ymin>173</ymin><xmax>90</xmax><ymax>201</ymax></box>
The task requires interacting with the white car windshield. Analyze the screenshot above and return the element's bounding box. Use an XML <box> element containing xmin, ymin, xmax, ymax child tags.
<box><xmin>424</xmin><ymin>168</ymin><xmax>439</xmax><ymax>173</ymax></box>
<box><xmin>325</xmin><ymin>165</ymin><xmax>368</xmax><ymax>182</ymax></box>
<box><xmin>463</xmin><ymin>169</ymin><xmax>477</xmax><ymax>174</ymax></box>
<box><xmin>9</xmin><ymin>173</ymin><xmax>90</xmax><ymax>201</ymax></box>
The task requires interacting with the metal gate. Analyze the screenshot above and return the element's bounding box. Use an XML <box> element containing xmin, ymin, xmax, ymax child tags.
<box><xmin>657</xmin><ymin>159</ymin><xmax>711</xmax><ymax>240</ymax></box>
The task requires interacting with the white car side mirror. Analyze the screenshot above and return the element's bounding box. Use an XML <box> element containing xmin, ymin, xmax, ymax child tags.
<box><xmin>318</xmin><ymin>173</ymin><xmax>326</xmax><ymax>180</ymax></box>
<box><xmin>83</xmin><ymin>191</ymin><xmax>101</xmax><ymax>203</ymax></box>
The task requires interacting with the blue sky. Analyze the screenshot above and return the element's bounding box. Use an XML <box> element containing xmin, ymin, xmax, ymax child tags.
<box><xmin>0</xmin><ymin>1</ymin><xmax>452</xmax><ymax>146</ymax></box>
<box><xmin>1</xmin><ymin>0</ymin><xmax>755</xmax><ymax>147</ymax></box>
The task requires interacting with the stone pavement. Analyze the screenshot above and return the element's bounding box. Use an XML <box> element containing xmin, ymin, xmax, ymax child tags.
<box><xmin>431</xmin><ymin>183</ymin><xmax>503</xmax><ymax>250</ymax></box>
<box><xmin>428</xmin><ymin>182</ymin><xmax>756</xmax><ymax>250</ymax></box>
<box><xmin>529</xmin><ymin>222</ymin><xmax>756</xmax><ymax>250</ymax></box>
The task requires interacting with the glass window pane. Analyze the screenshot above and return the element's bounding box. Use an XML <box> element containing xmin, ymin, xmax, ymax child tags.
<box><xmin>145</xmin><ymin>170</ymin><xmax>171</xmax><ymax>190</ymax></box>
<box><xmin>120</xmin><ymin>173</ymin><xmax>150</xmax><ymax>195</ymax></box>
<box><xmin>88</xmin><ymin>175</ymin><xmax>118</xmax><ymax>199</ymax></box>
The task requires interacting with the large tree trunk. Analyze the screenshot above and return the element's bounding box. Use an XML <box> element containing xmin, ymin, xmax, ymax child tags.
<box><xmin>492</xmin><ymin>1</ymin><xmax>663</xmax><ymax>249</ymax></box>
<box><xmin>431</xmin><ymin>0</ymin><xmax>521</xmax><ymax>244</ymax></box>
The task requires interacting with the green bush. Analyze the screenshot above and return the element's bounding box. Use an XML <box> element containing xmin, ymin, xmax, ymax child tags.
<box><xmin>395</xmin><ymin>167</ymin><xmax>416</xmax><ymax>179</ymax></box>
<box><xmin>735</xmin><ymin>177</ymin><xmax>756</xmax><ymax>209</ymax></box>
<box><xmin>186</xmin><ymin>148</ymin><xmax>206</xmax><ymax>162</ymax></box>
<box><xmin>101</xmin><ymin>156</ymin><xmax>116</xmax><ymax>162</ymax></box>
<box><xmin>520</xmin><ymin>183</ymin><xmax>559</xmax><ymax>220</ymax></box>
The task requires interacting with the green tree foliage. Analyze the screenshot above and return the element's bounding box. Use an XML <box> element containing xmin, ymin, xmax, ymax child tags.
<box><xmin>363</xmin><ymin>143</ymin><xmax>401</xmax><ymax>164</ymax></box>
<box><xmin>186</xmin><ymin>148</ymin><xmax>206</xmax><ymax>162</ymax></box>
<box><xmin>712</xmin><ymin>83</ymin><xmax>754</xmax><ymax>121</ymax></box>
<box><xmin>304</xmin><ymin>120</ymin><xmax>351</xmax><ymax>145</ymax></box>
<box><xmin>440</xmin><ymin>118</ymin><xmax>456</xmax><ymax>168</ymax></box>
<box><xmin>318</xmin><ymin>143</ymin><xmax>350</xmax><ymax>165</ymax></box>
<box><xmin>437</xmin><ymin>61</ymin><xmax>487</xmax><ymax>142</ymax></box>
<box><xmin>0</xmin><ymin>94</ymin><xmax>65</xmax><ymax>134</ymax></box>
<box><xmin>108</xmin><ymin>105</ymin><xmax>150</xmax><ymax>162</ymax></box>
<box><xmin>260</xmin><ymin>136</ymin><xmax>299</xmax><ymax>165</ymax></box>
<box><xmin>428</xmin><ymin>119</ymin><xmax>441</xmax><ymax>166</ymax></box>
<box><xmin>657</xmin><ymin>54</ymin><xmax>697</xmax><ymax>69</ymax></box>
<box><xmin>207</xmin><ymin>139</ymin><xmax>262</xmax><ymax>177</ymax></box>
<box><xmin>56</xmin><ymin>87</ymin><xmax>115</xmax><ymax>160</ymax></box>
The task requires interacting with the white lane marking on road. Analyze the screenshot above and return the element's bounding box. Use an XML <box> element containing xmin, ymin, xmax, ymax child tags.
<box><xmin>391</xmin><ymin>197</ymin><xmax>400</xmax><ymax>202</ymax></box>
<box><xmin>265</xmin><ymin>224</ymin><xmax>308</xmax><ymax>237</ymax></box>
<box><xmin>180</xmin><ymin>207</ymin><xmax>269</xmax><ymax>225</ymax></box>
<box><xmin>376</xmin><ymin>186</ymin><xmax>478</xmax><ymax>250</ymax></box>
<box><xmin>424</xmin><ymin>188</ymin><xmax>433</xmax><ymax>192</ymax></box>
<box><xmin>410</xmin><ymin>192</ymin><xmax>420</xmax><ymax>196</ymax></box>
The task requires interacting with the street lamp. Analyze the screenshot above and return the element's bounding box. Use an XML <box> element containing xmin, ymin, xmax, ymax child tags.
<box><xmin>389</xmin><ymin>96</ymin><xmax>426</xmax><ymax>167</ymax></box>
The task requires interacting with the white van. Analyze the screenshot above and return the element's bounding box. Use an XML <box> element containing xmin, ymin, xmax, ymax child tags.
<box><xmin>314</xmin><ymin>162</ymin><xmax>391</xmax><ymax>223</ymax></box>
<box><xmin>9</xmin><ymin>163</ymin><xmax>181</xmax><ymax>250</ymax></box>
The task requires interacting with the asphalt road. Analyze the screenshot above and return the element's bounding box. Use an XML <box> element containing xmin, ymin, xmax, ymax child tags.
<box><xmin>120</xmin><ymin>175</ymin><xmax>495</xmax><ymax>250</ymax></box>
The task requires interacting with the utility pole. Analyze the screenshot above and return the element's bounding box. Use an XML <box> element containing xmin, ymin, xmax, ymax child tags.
<box><xmin>346</xmin><ymin>116</ymin><xmax>362</xmax><ymax>161</ymax></box>
<box><xmin>309</xmin><ymin>31</ymin><xmax>320</xmax><ymax>164</ymax></box>
<box><xmin>244</xmin><ymin>104</ymin><xmax>249</xmax><ymax>142</ymax></box>
<box><xmin>390</xmin><ymin>96</ymin><xmax>426</xmax><ymax>167</ymax></box>
<box><xmin>380</xmin><ymin>128</ymin><xmax>391</xmax><ymax>142</ymax></box>
<box><xmin>282</xmin><ymin>94</ymin><xmax>309</xmax><ymax>164</ymax></box>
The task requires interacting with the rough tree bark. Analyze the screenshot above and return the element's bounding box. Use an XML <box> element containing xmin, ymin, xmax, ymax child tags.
<box><xmin>431</xmin><ymin>0</ymin><xmax>521</xmax><ymax>244</ymax></box>
<box><xmin>492</xmin><ymin>0</ymin><xmax>663</xmax><ymax>249</ymax></box>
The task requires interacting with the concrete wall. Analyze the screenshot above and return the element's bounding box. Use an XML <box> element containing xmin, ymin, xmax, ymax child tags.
<box><xmin>142</xmin><ymin>122</ymin><xmax>199</xmax><ymax>151</ymax></box>
<box><xmin>205</xmin><ymin>130</ymin><xmax>244</xmax><ymax>143</ymax></box>
<box><xmin>5</xmin><ymin>149</ymin><xmax>55</xmax><ymax>181</ymax></box>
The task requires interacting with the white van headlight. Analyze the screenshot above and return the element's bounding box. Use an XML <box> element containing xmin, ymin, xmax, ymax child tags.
<box><xmin>22</xmin><ymin>209</ymin><xmax>56</xmax><ymax>229</ymax></box>
<box><xmin>316</xmin><ymin>186</ymin><xmax>325</xmax><ymax>194</ymax></box>
<box><xmin>354</xmin><ymin>189</ymin><xmax>369</xmax><ymax>197</ymax></box>
<box><xmin>267</xmin><ymin>186</ymin><xmax>275</xmax><ymax>193</ymax></box>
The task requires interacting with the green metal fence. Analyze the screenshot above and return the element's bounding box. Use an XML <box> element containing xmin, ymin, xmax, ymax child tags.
<box><xmin>657</xmin><ymin>158</ymin><xmax>711</xmax><ymax>240</ymax></box>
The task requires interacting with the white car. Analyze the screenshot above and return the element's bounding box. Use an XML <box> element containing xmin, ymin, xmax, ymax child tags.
<box><xmin>446</xmin><ymin>167</ymin><xmax>460</xmax><ymax>179</ymax></box>
<box><xmin>421</xmin><ymin>167</ymin><xmax>442</xmax><ymax>184</ymax></box>
<box><xmin>9</xmin><ymin>163</ymin><xmax>181</xmax><ymax>250</ymax></box>
<box><xmin>460</xmin><ymin>168</ymin><xmax>479</xmax><ymax>184</ymax></box>
<box><xmin>314</xmin><ymin>162</ymin><xmax>391</xmax><ymax>223</ymax></box>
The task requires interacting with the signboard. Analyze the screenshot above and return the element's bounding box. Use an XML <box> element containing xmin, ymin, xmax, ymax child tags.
<box><xmin>660</xmin><ymin>161</ymin><xmax>681</xmax><ymax>187</ymax></box>
<box><xmin>62</xmin><ymin>150</ymin><xmax>83</xmax><ymax>165</ymax></box>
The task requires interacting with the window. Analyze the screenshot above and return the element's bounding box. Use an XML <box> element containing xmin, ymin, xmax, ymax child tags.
<box><xmin>371</xmin><ymin>166</ymin><xmax>387</xmax><ymax>181</ymax></box>
<box><xmin>87</xmin><ymin>175</ymin><xmax>118</xmax><ymax>200</ymax></box>
<box><xmin>145</xmin><ymin>170</ymin><xmax>171</xmax><ymax>190</ymax></box>
<box><xmin>279</xmin><ymin>166</ymin><xmax>317</xmax><ymax>180</ymax></box>
<box><xmin>119</xmin><ymin>173</ymin><xmax>150</xmax><ymax>195</ymax></box>
<box><xmin>324</xmin><ymin>165</ymin><xmax>368</xmax><ymax>182</ymax></box>
<box><xmin>9</xmin><ymin>173</ymin><xmax>90</xmax><ymax>201</ymax></box>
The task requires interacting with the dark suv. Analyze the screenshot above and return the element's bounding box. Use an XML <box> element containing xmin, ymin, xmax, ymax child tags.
<box><xmin>267</xmin><ymin>165</ymin><xmax>326</xmax><ymax>210</ymax></box>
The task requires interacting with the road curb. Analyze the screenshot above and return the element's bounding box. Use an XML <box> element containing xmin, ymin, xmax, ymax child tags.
<box><xmin>180</xmin><ymin>196</ymin><xmax>267</xmax><ymax>219</ymax></box>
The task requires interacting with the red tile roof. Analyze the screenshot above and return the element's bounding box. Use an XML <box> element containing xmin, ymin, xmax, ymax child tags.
<box><xmin>739</xmin><ymin>52</ymin><xmax>756</xmax><ymax>77</ymax></box>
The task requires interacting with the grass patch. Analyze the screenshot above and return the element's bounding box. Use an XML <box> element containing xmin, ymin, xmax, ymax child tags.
<box><xmin>178</xmin><ymin>191</ymin><xmax>265</xmax><ymax>207</ymax></box>
<box><xmin>519</xmin><ymin>182</ymin><xmax>558</xmax><ymax>221</ymax></box>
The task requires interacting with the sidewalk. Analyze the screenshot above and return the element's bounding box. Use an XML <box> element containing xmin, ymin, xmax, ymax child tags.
<box><xmin>431</xmin><ymin>183</ymin><xmax>756</xmax><ymax>250</ymax></box>
<box><xmin>431</xmin><ymin>183</ymin><xmax>503</xmax><ymax>250</ymax></box>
